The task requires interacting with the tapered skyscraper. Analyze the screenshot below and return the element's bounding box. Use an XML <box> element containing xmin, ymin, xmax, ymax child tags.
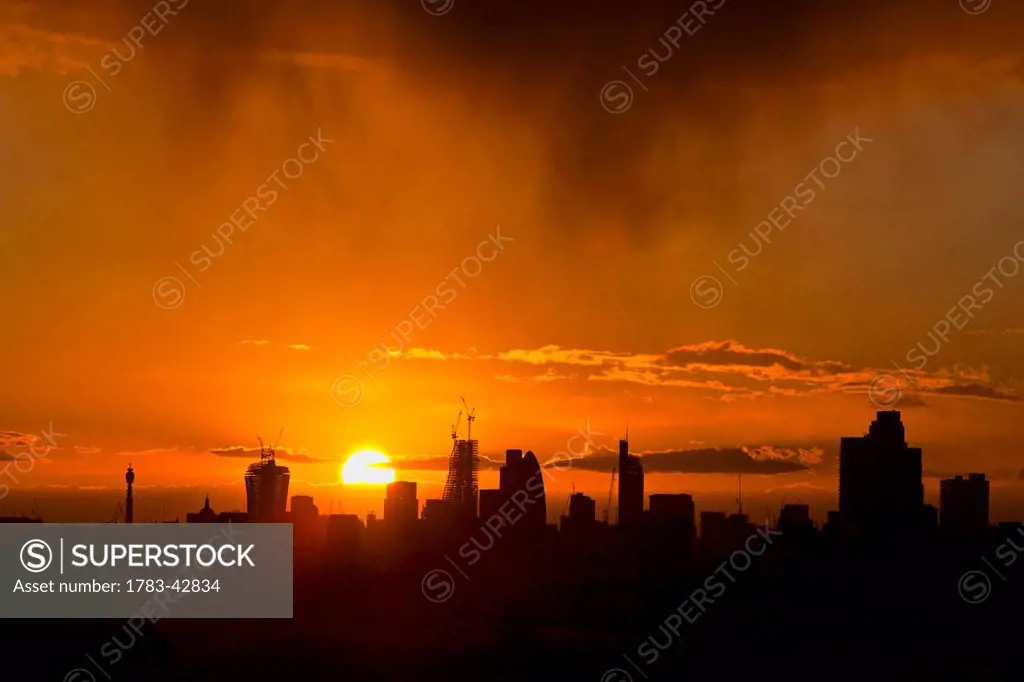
<box><xmin>618</xmin><ymin>435</ymin><xmax>644</xmax><ymax>527</ymax></box>
<box><xmin>245</xmin><ymin>441</ymin><xmax>290</xmax><ymax>522</ymax></box>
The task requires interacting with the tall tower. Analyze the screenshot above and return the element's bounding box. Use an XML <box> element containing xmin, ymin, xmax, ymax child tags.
<box><xmin>125</xmin><ymin>463</ymin><xmax>135</xmax><ymax>524</ymax></box>
<box><xmin>617</xmin><ymin>434</ymin><xmax>644</xmax><ymax>527</ymax></box>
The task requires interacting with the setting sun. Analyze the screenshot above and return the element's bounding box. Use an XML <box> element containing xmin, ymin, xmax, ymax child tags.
<box><xmin>341</xmin><ymin>450</ymin><xmax>396</xmax><ymax>485</ymax></box>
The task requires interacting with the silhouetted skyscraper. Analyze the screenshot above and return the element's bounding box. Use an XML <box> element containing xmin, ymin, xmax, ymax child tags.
<box><xmin>649</xmin><ymin>493</ymin><xmax>696</xmax><ymax>548</ymax></box>
<box><xmin>940</xmin><ymin>473</ymin><xmax>989</xmax><ymax>533</ymax></box>
<box><xmin>288</xmin><ymin>495</ymin><xmax>320</xmax><ymax>547</ymax></box>
<box><xmin>443</xmin><ymin>438</ymin><xmax>479</xmax><ymax>518</ymax></box>
<box><xmin>125</xmin><ymin>463</ymin><xmax>135</xmax><ymax>524</ymax></box>
<box><xmin>499</xmin><ymin>449</ymin><xmax>523</xmax><ymax>491</ymax></box>
<box><xmin>839</xmin><ymin>410</ymin><xmax>923</xmax><ymax>531</ymax></box>
<box><xmin>479</xmin><ymin>489</ymin><xmax>502</xmax><ymax>521</ymax></box>
<box><xmin>569</xmin><ymin>492</ymin><xmax>596</xmax><ymax>522</ymax></box>
<box><xmin>384</xmin><ymin>481</ymin><xmax>418</xmax><ymax>527</ymax></box>
<box><xmin>245</xmin><ymin>444</ymin><xmax>290</xmax><ymax>522</ymax></box>
<box><xmin>561</xmin><ymin>492</ymin><xmax>597</xmax><ymax>534</ymax></box>
<box><xmin>498</xmin><ymin>449</ymin><xmax>546</xmax><ymax>530</ymax></box>
<box><xmin>618</xmin><ymin>436</ymin><xmax>644</xmax><ymax>527</ymax></box>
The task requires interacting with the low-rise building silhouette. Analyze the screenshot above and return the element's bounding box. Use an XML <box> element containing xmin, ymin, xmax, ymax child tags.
<box><xmin>940</xmin><ymin>473</ymin><xmax>989</xmax><ymax>533</ymax></box>
<box><xmin>186</xmin><ymin>495</ymin><xmax>218</xmax><ymax>523</ymax></box>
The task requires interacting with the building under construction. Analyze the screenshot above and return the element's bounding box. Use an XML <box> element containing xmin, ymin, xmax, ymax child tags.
<box><xmin>245</xmin><ymin>435</ymin><xmax>290</xmax><ymax>522</ymax></box>
<box><xmin>442</xmin><ymin>398</ymin><xmax>479</xmax><ymax>518</ymax></box>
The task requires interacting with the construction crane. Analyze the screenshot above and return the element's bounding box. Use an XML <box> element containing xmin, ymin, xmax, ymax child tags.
<box><xmin>460</xmin><ymin>396</ymin><xmax>476</xmax><ymax>440</ymax></box>
<box><xmin>111</xmin><ymin>500</ymin><xmax>124</xmax><ymax>523</ymax></box>
<box><xmin>257</xmin><ymin>428</ymin><xmax>284</xmax><ymax>462</ymax></box>
<box><xmin>451</xmin><ymin>408</ymin><xmax>462</xmax><ymax>442</ymax></box>
<box><xmin>604</xmin><ymin>466</ymin><xmax>617</xmax><ymax>524</ymax></box>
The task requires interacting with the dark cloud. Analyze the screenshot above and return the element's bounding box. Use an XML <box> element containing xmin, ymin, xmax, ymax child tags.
<box><xmin>209</xmin><ymin>446</ymin><xmax>332</xmax><ymax>464</ymax></box>
<box><xmin>25</xmin><ymin>0</ymin><xmax>1024</xmax><ymax>243</ymax></box>
<box><xmin>387</xmin><ymin>457</ymin><xmax>450</xmax><ymax>471</ymax></box>
<box><xmin>392</xmin><ymin>447</ymin><xmax>812</xmax><ymax>474</ymax></box>
<box><xmin>390</xmin><ymin>455</ymin><xmax>504</xmax><ymax>472</ymax></box>
<box><xmin>404</xmin><ymin>344</ymin><xmax>1022</xmax><ymax>405</ymax></box>
<box><xmin>664</xmin><ymin>341</ymin><xmax>809</xmax><ymax>372</ymax></box>
<box><xmin>568</xmin><ymin>446</ymin><xmax>812</xmax><ymax>475</ymax></box>
<box><xmin>929</xmin><ymin>384</ymin><xmax>1022</xmax><ymax>403</ymax></box>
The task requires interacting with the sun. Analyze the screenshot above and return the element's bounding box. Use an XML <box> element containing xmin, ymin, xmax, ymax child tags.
<box><xmin>341</xmin><ymin>450</ymin><xmax>396</xmax><ymax>485</ymax></box>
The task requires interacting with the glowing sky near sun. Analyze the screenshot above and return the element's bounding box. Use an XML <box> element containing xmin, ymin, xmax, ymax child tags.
<box><xmin>2</xmin><ymin>0</ymin><xmax>1024</xmax><ymax>519</ymax></box>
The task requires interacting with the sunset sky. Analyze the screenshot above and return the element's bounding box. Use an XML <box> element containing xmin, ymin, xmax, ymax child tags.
<box><xmin>2</xmin><ymin>0</ymin><xmax>1024</xmax><ymax>522</ymax></box>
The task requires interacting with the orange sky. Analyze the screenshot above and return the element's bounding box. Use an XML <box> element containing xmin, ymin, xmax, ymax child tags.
<box><xmin>2</xmin><ymin>0</ymin><xmax>1024</xmax><ymax>521</ymax></box>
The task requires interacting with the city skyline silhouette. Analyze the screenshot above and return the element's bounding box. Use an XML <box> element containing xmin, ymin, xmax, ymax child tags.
<box><xmin>4</xmin><ymin>0</ymin><xmax>1024</xmax><ymax>679</ymax></box>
